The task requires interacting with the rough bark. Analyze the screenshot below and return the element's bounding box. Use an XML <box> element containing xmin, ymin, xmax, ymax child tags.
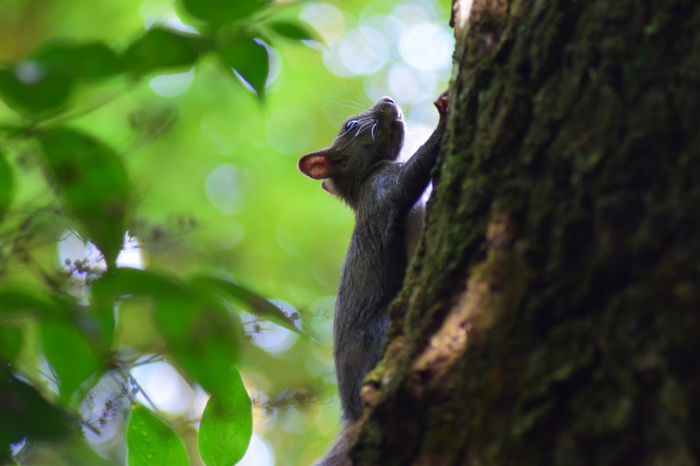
<box><xmin>351</xmin><ymin>0</ymin><xmax>700</xmax><ymax>464</ymax></box>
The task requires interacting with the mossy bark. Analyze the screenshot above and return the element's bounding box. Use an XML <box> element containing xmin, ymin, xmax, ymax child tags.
<box><xmin>351</xmin><ymin>1</ymin><xmax>700</xmax><ymax>464</ymax></box>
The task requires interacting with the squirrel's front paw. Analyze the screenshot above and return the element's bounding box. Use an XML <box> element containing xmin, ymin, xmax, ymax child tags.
<box><xmin>434</xmin><ymin>91</ymin><xmax>449</xmax><ymax>114</ymax></box>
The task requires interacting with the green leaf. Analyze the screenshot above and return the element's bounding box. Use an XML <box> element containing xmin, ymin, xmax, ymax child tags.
<box><xmin>126</xmin><ymin>406</ymin><xmax>189</xmax><ymax>466</ymax></box>
<box><xmin>154</xmin><ymin>292</ymin><xmax>242</xmax><ymax>399</ymax></box>
<box><xmin>0</xmin><ymin>152</ymin><xmax>13</xmax><ymax>221</ymax></box>
<box><xmin>217</xmin><ymin>37</ymin><xmax>268</xmax><ymax>97</ymax></box>
<box><xmin>90</xmin><ymin>267</ymin><xmax>187</xmax><ymax>348</ymax></box>
<box><xmin>89</xmin><ymin>268</ymin><xmax>242</xmax><ymax>398</ymax></box>
<box><xmin>123</xmin><ymin>27</ymin><xmax>205</xmax><ymax>76</ymax></box>
<box><xmin>91</xmin><ymin>267</ymin><xmax>186</xmax><ymax>302</ymax></box>
<box><xmin>0</xmin><ymin>66</ymin><xmax>73</xmax><ymax>116</ymax></box>
<box><xmin>41</xmin><ymin>316</ymin><xmax>101</xmax><ymax>401</ymax></box>
<box><xmin>39</xmin><ymin>127</ymin><xmax>129</xmax><ymax>267</ymax></box>
<box><xmin>268</xmin><ymin>20</ymin><xmax>318</xmax><ymax>42</ymax></box>
<box><xmin>180</xmin><ymin>0</ymin><xmax>270</xmax><ymax>26</ymax></box>
<box><xmin>198</xmin><ymin>366</ymin><xmax>252</xmax><ymax>466</ymax></box>
<box><xmin>32</xmin><ymin>41</ymin><xmax>123</xmax><ymax>82</ymax></box>
<box><xmin>0</xmin><ymin>289</ymin><xmax>106</xmax><ymax>392</ymax></box>
<box><xmin>190</xmin><ymin>274</ymin><xmax>301</xmax><ymax>334</ymax></box>
<box><xmin>0</xmin><ymin>326</ymin><xmax>22</xmax><ymax>362</ymax></box>
<box><xmin>0</xmin><ymin>370</ymin><xmax>71</xmax><ymax>455</ymax></box>
<box><xmin>0</xmin><ymin>288</ymin><xmax>56</xmax><ymax>316</ymax></box>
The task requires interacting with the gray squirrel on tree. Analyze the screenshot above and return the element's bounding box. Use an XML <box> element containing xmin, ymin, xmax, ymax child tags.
<box><xmin>299</xmin><ymin>92</ymin><xmax>448</xmax><ymax>463</ymax></box>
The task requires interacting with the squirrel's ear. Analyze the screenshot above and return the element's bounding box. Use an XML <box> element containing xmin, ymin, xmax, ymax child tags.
<box><xmin>298</xmin><ymin>150</ymin><xmax>334</xmax><ymax>179</ymax></box>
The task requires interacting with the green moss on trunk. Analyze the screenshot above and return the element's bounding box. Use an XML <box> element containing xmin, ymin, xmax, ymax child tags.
<box><xmin>354</xmin><ymin>1</ymin><xmax>700</xmax><ymax>464</ymax></box>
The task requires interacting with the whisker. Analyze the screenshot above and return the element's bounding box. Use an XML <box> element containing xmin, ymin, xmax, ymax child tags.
<box><xmin>337</xmin><ymin>118</ymin><xmax>365</xmax><ymax>139</ymax></box>
<box><xmin>334</xmin><ymin>118</ymin><xmax>376</xmax><ymax>150</ymax></box>
<box><xmin>347</xmin><ymin>98</ymin><xmax>371</xmax><ymax>108</ymax></box>
<box><xmin>334</xmin><ymin>101</ymin><xmax>366</xmax><ymax>111</ymax></box>
<box><xmin>354</xmin><ymin>120</ymin><xmax>374</xmax><ymax>138</ymax></box>
<box><xmin>346</xmin><ymin>99</ymin><xmax>370</xmax><ymax>107</ymax></box>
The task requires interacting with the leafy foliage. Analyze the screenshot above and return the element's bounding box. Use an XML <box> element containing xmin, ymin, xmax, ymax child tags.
<box><xmin>268</xmin><ymin>20</ymin><xmax>318</xmax><ymax>42</ymax></box>
<box><xmin>39</xmin><ymin>128</ymin><xmax>130</xmax><ymax>267</ymax></box>
<box><xmin>31</xmin><ymin>41</ymin><xmax>124</xmax><ymax>82</ymax></box>
<box><xmin>126</xmin><ymin>406</ymin><xmax>189</xmax><ymax>466</ymax></box>
<box><xmin>199</xmin><ymin>367</ymin><xmax>253</xmax><ymax>466</ymax></box>
<box><xmin>191</xmin><ymin>273</ymin><xmax>301</xmax><ymax>333</ymax></box>
<box><xmin>180</xmin><ymin>0</ymin><xmax>270</xmax><ymax>26</ymax></box>
<box><xmin>0</xmin><ymin>0</ymin><xmax>324</xmax><ymax>464</ymax></box>
<box><xmin>41</xmin><ymin>316</ymin><xmax>102</xmax><ymax>401</ymax></box>
<box><xmin>123</xmin><ymin>28</ymin><xmax>206</xmax><ymax>76</ymax></box>
<box><xmin>0</xmin><ymin>371</ymin><xmax>71</xmax><ymax>463</ymax></box>
<box><xmin>217</xmin><ymin>37</ymin><xmax>269</xmax><ymax>97</ymax></box>
<box><xmin>0</xmin><ymin>0</ymin><xmax>453</xmax><ymax>462</ymax></box>
<box><xmin>0</xmin><ymin>151</ymin><xmax>13</xmax><ymax>220</ymax></box>
<box><xmin>0</xmin><ymin>67</ymin><xmax>73</xmax><ymax>116</ymax></box>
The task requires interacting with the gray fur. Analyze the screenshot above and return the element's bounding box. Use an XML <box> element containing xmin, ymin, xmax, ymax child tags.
<box><xmin>300</xmin><ymin>96</ymin><xmax>446</xmax><ymax>424</ymax></box>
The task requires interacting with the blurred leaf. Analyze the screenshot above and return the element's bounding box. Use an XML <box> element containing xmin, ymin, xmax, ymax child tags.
<box><xmin>126</xmin><ymin>406</ymin><xmax>189</xmax><ymax>466</ymax></box>
<box><xmin>0</xmin><ymin>288</ymin><xmax>57</xmax><ymax>316</ymax></box>
<box><xmin>41</xmin><ymin>316</ymin><xmax>102</xmax><ymax>401</ymax></box>
<box><xmin>0</xmin><ymin>123</ymin><xmax>21</xmax><ymax>133</ymax></box>
<box><xmin>190</xmin><ymin>274</ymin><xmax>301</xmax><ymax>334</ymax></box>
<box><xmin>198</xmin><ymin>366</ymin><xmax>252</xmax><ymax>466</ymax></box>
<box><xmin>90</xmin><ymin>268</ymin><xmax>242</xmax><ymax>398</ymax></box>
<box><xmin>91</xmin><ymin>267</ymin><xmax>185</xmax><ymax>301</ymax></box>
<box><xmin>32</xmin><ymin>41</ymin><xmax>123</xmax><ymax>82</ymax></box>
<box><xmin>39</xmin><ymin>127</ymin><xmax>129</xmax><ymax>267</ymax></box>
<box><xmin>0</xmin><ymin>152</ymin><xmax>13</xmax><ymax>221</ymax></box>
<box><xmin>217</xmin><ymin>37</ymin><xmax>268</xmax><ymax>97</ymax></box>
<box><xmin>181</xmin><ymin>0</ymin><xmax>270</xmax><ymax>26</ymax></box>
<box><xmin>0</xmin><ymin>289</ymin><xmax>106</xmax><ymax>390</ymax></box>
<box><xmin>0</xmin><ymin>370</ymin><xmax>72</xmax><ymax>458</ymax></box>
<box><xmin>0</xmin><ymin>66</ymin><xmax>72</xmax><ymax>116</ymax></box>
<box><xmin>268</xmin><ymin>20</ymin><xmax>318</xmax><ymax>42</ymax></box>
<box><xmin>90</xmin><ymin>267</ymin><xmax>186</xmax><ymax>348</ymax></box>
<box><xmin>154</xmin><ymin>293</ymin><xmax>242</xmax><ymax>399</ymax></box>
<box><xmin>123</xmin><ymin>27</ymin><xmax>205</xmax><ymax>76</ymax></box>
<box><xmin>0</xmin><ymin>289</ymin><xmax>45</xmax><ymax>361</ymax></box>
<box><xmin>0</xmin><ymin>326</ymin><xmax>22</xmax><ymax>362</ymax></box>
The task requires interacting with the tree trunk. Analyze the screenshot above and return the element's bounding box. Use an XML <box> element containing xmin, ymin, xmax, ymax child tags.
<box><xmin>351</xmin><ymin>0</ymin><xmax>700</xmax><ymax>464</ymax></box>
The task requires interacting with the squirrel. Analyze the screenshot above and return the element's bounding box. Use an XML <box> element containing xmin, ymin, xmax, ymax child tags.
<box><xmin>299</xmin><ymin>93</ymin><xmax>448</xmax><ymax>429</ymax></box>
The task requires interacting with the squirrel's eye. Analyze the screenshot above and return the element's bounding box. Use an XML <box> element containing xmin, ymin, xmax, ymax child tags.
<box><xmin>345</xmin><ymin>120</ymin><xmax>359</xmax><ymax>130</ymax></box>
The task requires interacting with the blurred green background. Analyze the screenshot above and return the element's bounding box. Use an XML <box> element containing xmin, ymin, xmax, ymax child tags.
<box><xmin>0</xmin><ymin>0</ymin><xmax>451</xmax><ymax>464</ymax></box>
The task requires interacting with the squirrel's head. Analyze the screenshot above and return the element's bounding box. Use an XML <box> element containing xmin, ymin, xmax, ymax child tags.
<box><xmin>298</xmin><ymin>96</ymin><xmax>405</xmax><ymax>191</ymax></box>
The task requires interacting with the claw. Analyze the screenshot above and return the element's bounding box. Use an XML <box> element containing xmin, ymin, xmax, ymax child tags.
<box><xmin>433</xmin><ymin>91</ymin><xmax>449</xmax><ymax>114</ymax></box>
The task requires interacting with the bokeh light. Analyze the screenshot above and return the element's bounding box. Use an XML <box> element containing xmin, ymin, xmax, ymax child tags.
<box><xmin>204</xmin><ymin>163</ymin><xmax>251</xmax><ymax>214</ymax></box>
<box><xmin>14</xmin><ymin>61</ymin><xmax>43</xmax><ymax>84</ymax></box>
<box><xmin>243</xmin><ymin>299</ymin><xmax>300</xmax><ymax>354</ymax></box>
<box><xmin>130</xmin><ymin>360</ymin><xmax>197</xmax><ymax>415</ymax></box>
<box><xmin>335</xmin><ymin>26</ymin><xmax>389</xmax><ymax>76</ymax></box>
<box><xmin>299</xmin><ymin>3</ymin><xmax>346</xmax><ymax>44</ymax></box>
<box><xmin>299</xmin><ymin>0</ymin><xmax>453</xmax><ymax>159</ymax></box>
<box><xmin>265</xmin><ymin>108</ymin><xmax>315</xmax><ymax>155</ymax></box>
<box><xmin>139</xmin><ymin>0</ymin><xmax>197</xmax><ymax>33</ymax></box>
<box><xmin>58</xmin><ymin>231</ymin><xmax>144</xmax><ymax>273</ymax></box>
<box><xmin>80</xmin><ymin>372</ymin><xmax>132</xmax><ymax>459</ymax></box>
<box><xmin>399</xmin><ymin>22</ymin><xmax>453</xmax><ymax>71</ymax></box>
<box><xmin>149</xmin><ymin>68</ymin><xmax>195</xmax><ymax>97</ymax></box>
<box><xmin>238</xmin><ymin>434</ymin><xmax>275</xmax><ymax>466</ymax></box>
